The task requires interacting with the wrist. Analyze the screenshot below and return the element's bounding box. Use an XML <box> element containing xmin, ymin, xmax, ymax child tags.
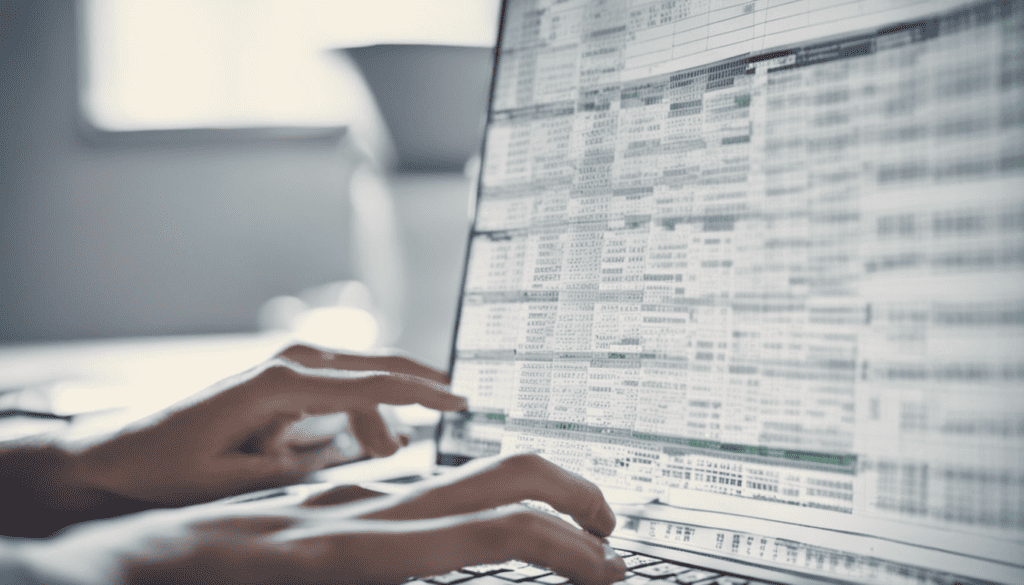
<box><xmin>1</xmin><ymin>443</ymin><xmax>74</xmax><ymax>537</ymax></box>
<box><xmin>0</xmin><ymin>443</ymin><xmax>153</xmax><ymax>538</ymax></box>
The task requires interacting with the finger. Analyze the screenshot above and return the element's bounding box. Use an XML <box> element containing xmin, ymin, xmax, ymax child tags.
<box><xmin>193</xmin><ymin>515</ymin><xmax>297</xmax><ymax>534</ymax></box>
<box><xmin>348</xmin><ymin>408</ymin><xmax>402</xmax><ymax>458</ymax></box>
<box><xmin>245</xmin><ymin>361</ymin><xmax>467</xmax><ymax>418</ymax></box>
<box><xmin>233</xmin><ymin>413</ymin><xmax>302</xmax><ymax>455</ymax></box>
<box><xmin>207</xmin><ymin>437</ymin><xmax>355</xmax><ymax>496</ymax></box>
<box><xmin>277</xmin><ymin>344</ymin><xmax>449</xmax><ymax>385</ymax></box>
<box><xmin>276</xmin><ymin>414</ymin><xmax>347</xmax><ymax>449</ymax></box>
<box><xmin>301</xmin><ymin>484</ymin><xmax>385</xmax><ymax>507</ymax></box>
<box><xmin>280</xmin><ymin>433</ymin><xmax>337</xmax><ymax>451</ymax></box>
<box><xmin>352</xmin><ymin>453</ymin><xmax>617</xmax><ymax>538</ymax></box>
<box><xmin>197</xmin><ymin>454</ymin><xmax>310</xmax><ymax>499</ymax></box>
<box><xmin>290</xmin><ymin>440</ymin><xmax>348</xmax><ymax>471</ymax></box>
<box><xmin>278</xmin><ymin>506</ymin><xmax>626</xmax><ymax>585</ymax></box>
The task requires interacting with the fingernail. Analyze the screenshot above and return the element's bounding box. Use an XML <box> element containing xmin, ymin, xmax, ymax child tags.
<box><xmin>603</xmin><ymin>543</ymin><xmax>626</xmax><ymax>582</ymax></box>
<box><xmin>602</xmin><ymin>543</ymin><xmax>619</xmax><ymax>561</ymax></box>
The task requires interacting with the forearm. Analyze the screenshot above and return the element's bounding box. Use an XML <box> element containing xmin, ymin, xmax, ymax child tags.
<box><xmin>0</xmin><ymin>443</ymin><xmax>154</xmax><ymax>538</ymax></box>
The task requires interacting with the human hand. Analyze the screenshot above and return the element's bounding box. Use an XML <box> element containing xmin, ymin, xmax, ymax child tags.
<box><xmin>21</xmin><ymin>454</ymin><xmax>627</xmax><ymax>585</ymax></box>
<box><xmin>62</xmin><ymin>344</ymin><xmax>466</xmax><ymax>507</ymax></box>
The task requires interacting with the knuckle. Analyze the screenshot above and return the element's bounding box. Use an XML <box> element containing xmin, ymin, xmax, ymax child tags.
<box><xmin>508</xmin><ymin>510</ymin><xmax>545</xmax><ymax>538</ymax></box>
<box><xmin>279</xmin><ymin>343</ymin><xmax>315</xmax><ymax>357</ymax></box>
<box><xmin>484</xmin><ymin>510</ymin><xmax>546</xmax><ymax>556</ymax></box>
<box><xmin>361</xmin><ymin>373</ymin><xmax>393</xmax><ymax>390</ymax></box>
<box><xmin>471</xmin><ymin>515</ymin><xmax>518</xmax><ymax>554</ymax></box>
<box><xmin>261</xmin><ymin>362</ymin><xmax>298</xmax><ymax>381</ymax></box>
<box><xmin>381</xmin><ymin>355</ymin><xmax>407</xmax><ymax>368</ymax></box>
<box><xmin>517</xmin><ymin>509</ymin><xmax>551</xmax><ymax>535</ymax></box>
<box><xmin>278</xmin><ymin>343</ymin><xmax>356</xmax><ymax>365</ymax></box>
<box><xmin>503</xmin><ymin>452</ymin><xmax>548</xmax><ymax>475</ymax></box>
<box><xmin>383</xmin><ymin>355</ymin><xmax>423</xmax><ymax>375</ymax></box>
<box><xmin>510</xmin><ymin>511</ymin><xmax>559</xmax><ymax>562</ymax></box>
<box><xmin>376</xmin><ymin>348</ymin><xmax>411</xmax><ymax>360</ymax></box>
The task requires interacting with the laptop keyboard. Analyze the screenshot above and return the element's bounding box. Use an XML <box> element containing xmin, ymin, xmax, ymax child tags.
<box><xmin>413</xmin><ymin>547</ymin><xmax>782</xmax><ymax>585</ymax></box>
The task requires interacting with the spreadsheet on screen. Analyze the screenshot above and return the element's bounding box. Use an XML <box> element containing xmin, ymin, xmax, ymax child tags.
<box><xmin>440</xmin><ymin>1</ymin><xmax>1024</xmax><ymax>582</ymax></box>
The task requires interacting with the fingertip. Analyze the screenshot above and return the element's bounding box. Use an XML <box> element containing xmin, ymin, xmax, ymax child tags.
<box><xmin>582</xmin><ymin>504</ymin><xmax>616</xmax><ymax>538</ymax></box>
<box><xmin>602</xmin><ymin>546</ymin><xmax>627</xmax><ymax>584</ymax></box>
<box><xmin>595</xmin><ymin>502</ymin><xmax>617</xmax><ymax>537</ymax></box>
<box><xmin>398</xmin><ymin>434</ymin><xmax>410</xmax><ymax>447</ymax></box>
<box><xmin>358</xmin><ymin>432</ymin><xmax>400</xmax><ymax>459</ymax></box>
<box><xmin>375</xmin><ymin>436</ymin><xmax>402</xmax><ymax>458</ymax></box>
<box><xmin>433</xmin><ymin>393</ymin><xmax>468</xmax><ymax>412</ymax></box>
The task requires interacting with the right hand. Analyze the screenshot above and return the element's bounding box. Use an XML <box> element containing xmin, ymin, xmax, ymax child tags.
<box><xmin>20</xmin><ymin>454</ymin><xmax>628</xmax><ymax>585</ymax></box>
<box><xmin>64</xmin><ymin>344</ymin><xmax>466</xmax><ymax>509</ymax></box>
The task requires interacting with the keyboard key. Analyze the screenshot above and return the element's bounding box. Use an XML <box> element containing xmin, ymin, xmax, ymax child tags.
<box><xmin>536</xmin><ymin>576</ymin><xmax>570</xmax><ymax>585</ymax></box>
<box><xmin>674</xmin><ymin>570</ymin><xmax>719</xmax><ymax>584</ymax></box>
<box><xmin>632</xmin><ymin>563</ymin><xmax>689</xmax><ymax>578</ymax></box>
<box><xmin>624</xmin><ymin>554</ymin><xmax>662</xmax><ymax>569</ymax></box>
<box><xmin>498</xmin><ymin>561</ymin><xmax>531</xmax><ymax>571</ymax></box>
<box><xmin>613</xmin><ymin>548</ymin><xmax>636</xmax><ymax>557</ymax></box>
<box><xmin>516</xmin><ymin>566</ymin><xmax>552</xmax><ymax>578</ymax></box>
<box><xmin>427</xmin><ymin>571</ymin><xmax>476</xmax><ymax>585</ymax></box>
<box><xmin>497</xmin><ymin>571</ymin><xmax>545</xmax><ymax>582</ymax></box>
<box><xmin>458</xmin><ymin>576</ymin><xmax>518</xmax><ymax>585</ymax></box>
<box><xmin>463</xmin><ymin>564</ymin><xmax>508</xmax><ymax>575</ymax></box>
<box><xmin>692</xmin><ymin>577</ymin><xmax>746</xmax><ymax>585</ymax></box>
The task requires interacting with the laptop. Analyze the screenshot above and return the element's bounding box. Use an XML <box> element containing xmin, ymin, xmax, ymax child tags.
<box><xmin>425</xmin><ymin>0</ymin><xmax>1024</xmax><ymax>584</ymax></box>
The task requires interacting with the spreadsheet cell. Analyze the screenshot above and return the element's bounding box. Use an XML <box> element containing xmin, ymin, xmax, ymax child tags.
<box><xmin>766</xmin><ymin>1</ymin><xmax>807</xmax><ymax>21</ymax></box>
<box><xmin>709</xmin><ymin>12</ymin><xmax>756</xmax><ymax>38</ymax></box>
<box><xmin>808</xmin><ymin>2</ymin><xmax>860</xmax><ymax>26</ymax></box>
<box><xmin>708</xmin><ymin>27</ymin><xmax>756</xmax><ymax>50</ymax></box>
<box><xmin>626</xmin><ymin>33</ymin><xmax>675</xmax><ymax>59</ymax></box>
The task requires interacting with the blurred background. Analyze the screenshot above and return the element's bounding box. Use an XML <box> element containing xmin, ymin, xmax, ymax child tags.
<box><xmin>0</xmin><ymin>0</ymin><xmax>502</xmax><ymax>371</ymax></box>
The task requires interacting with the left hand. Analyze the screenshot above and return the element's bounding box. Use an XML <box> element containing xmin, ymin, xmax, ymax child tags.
<box><xmin>21</xmin><ymin>454</ymin><xmax>626</xmax><ymax>585</ymax></box>
<box><xmin>63</xmin><ymin>344</ymin><xmax>466</xmax><ymax>506</ymax></box>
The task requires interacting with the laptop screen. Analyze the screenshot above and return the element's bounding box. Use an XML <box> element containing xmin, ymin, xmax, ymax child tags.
<box><xmin>440</xmin><ymin>0</ymin><xmax>1023</xmax><ymax>579</ymax></box>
